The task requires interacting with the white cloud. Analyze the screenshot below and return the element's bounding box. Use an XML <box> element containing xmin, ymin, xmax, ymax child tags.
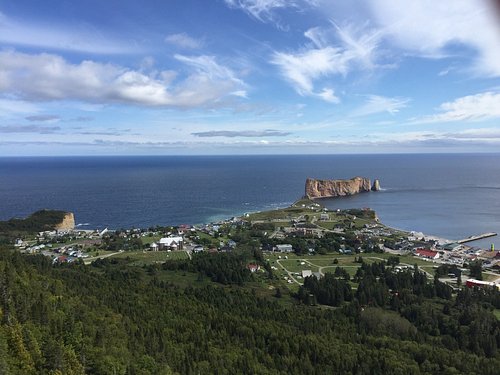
<box><xmin>444</xmin><ymin>128</ymin><xmax>500</xmax><ymax>140</ymax></box>
<box><xmin>0</xmin><ymin>98</ymin><xmax>40</xmax><ymax>117</ymax></box>
<box><xmin>192</xmin><ymin>129</ymin><xmax>291</xmax><ymax>137</ymax></box>
<box><xmin>165</xmin><ymin>33</ymin><xmax>202</xmax><ymax>49</ymax></box>
<box><xmin>0</xmin><ymin>11</ymin><xmax>135</xmax><ymax>54</ymax></box>
<box><xmin>417</xmin><ymin>92</ymin><xmax>500</xmax><ymax>123</ymax></box>
<box><xmin>224</xmin><ymin>0</ymin><xmax>294</xmax><ymax>23</ymax></box>
<box><xmin>366</xmin><ymin>0</ymin><xmax>500</xmax><ymax>76</ymax></box>
<box><xmin>352</xmin><ymin>95</ymin><xmax>409</xmax><ymax>116</ymax></box>
<box><xmin>316</xmin><ymin>88</ymin><xmax>339</xmax><ymax>103</ymax></box>
<box><xmin>272</xmin><ymin>47</ymin><xmax>348</xmax><ymax>95</ymax></box>
<box><xmin>272</xmin><ymin>23</ymin><xmax>379</xmax><ymax>102</ymax></box>
<box><xmin>0</xmin><ymin>50</ymin><xmax>246</xmax><ymax>109</ymax></box>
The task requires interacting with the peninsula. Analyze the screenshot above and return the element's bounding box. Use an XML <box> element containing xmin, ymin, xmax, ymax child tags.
<box><xmin>305</xmin><ymin>176</ymin><xmax>380</xmax><ymax>199</ymax></box>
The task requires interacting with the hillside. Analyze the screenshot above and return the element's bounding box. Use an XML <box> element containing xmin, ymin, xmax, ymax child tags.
<box><xmin>0</xmin><ymin>246</ymin><xmax>499</xmax><ymax>374</ymax></box>
<box><xmin>0</xmin><ymin>210</ymin><xmax>74</xmax><ymax>233</ymax></box>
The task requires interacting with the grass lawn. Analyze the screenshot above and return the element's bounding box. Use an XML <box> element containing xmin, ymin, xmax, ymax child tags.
<box><xmin>481</xmin><ymin>272</ymin><xmax>500</xmax><ymax>281</ymax></box>
<box><xmin>315</xmin><ymin>221</ymin><xmax>341</xmax><ymax>230</ymax></box>
<box><xmin>493</xmin><ymin>309</ymin><xmax>500</xmax><ymax>320</ymax></box>
<box><xmin>113</xmin><ymin>250</ymin><xmax>189</xmax><ymax>266</ymax></box>
<box><xmin>279</xmin><ymin>259</ymin><xmax>320</xmax><ymax>273</ymax></box>
<box><xmin>140</xmin><ymin>235</ymin><xmax>162</xmax><ymax>246</ymax></box>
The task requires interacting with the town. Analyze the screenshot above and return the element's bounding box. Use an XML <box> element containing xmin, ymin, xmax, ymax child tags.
<box><xmin>12</xmin><ymin>198</ymin><xmax>500</xmax><ymax>292</ymax></box>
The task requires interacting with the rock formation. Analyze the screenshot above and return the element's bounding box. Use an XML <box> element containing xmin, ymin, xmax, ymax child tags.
<box><xmin>55</xmin><ymin>212</ymin><xmax>75</xmax><ymax>231</ymax></box>
<box><xmin>371</xmin><ymin>179</ymin><xmax>381</xmax><ymax>191</ymax></box>
<box><xmin>305</xmin><ymin>177</ymin><xmax>372</xmax><ymax>199</ymax></box>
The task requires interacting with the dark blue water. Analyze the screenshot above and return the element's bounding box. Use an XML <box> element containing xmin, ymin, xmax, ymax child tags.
<box><xmin>1</xmin><ymin>154</ymin><xmax>499</xmax><ymax>248</ymax></box>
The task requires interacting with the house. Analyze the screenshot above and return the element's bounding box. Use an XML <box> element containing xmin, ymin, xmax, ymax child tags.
<box><xmin>275</xmin><ymin>244</ymin><xmax>293</xmax><ymax>253</ymax></box>
<box><xmin>149</xmin><ymin>242</ymin><xmax>159</xmax><ymax>251</ymax></box>
<box><xmin>320</xmin><ymin>213</ymin><xmax>329</xmax><ymax>221</ymax></box>
<box><xmin>193</xmin><ymin>245</ymin><xmax>204</xmax><ymax>253</ymax></box>
<box><xmin>442</xmin><ymin>242</ymin><xmax>461</xmax><ymax>251</ymax></box>
<box><xmin>158</xmin><ymin>236</ymin><xmax>184</xmax><ymax>250</ymax></box>
<box><xmin>302</xmin><ymin>270</ymin><xmax>312</xmax><ymax>278</ymax></box>
<box><xmin>415</xmin><ymin>249</ymin><xmax>440</xmax><ymax>260</ymax></box>
<box><xmin>313</xmin><ymin>272</ymin><xmax>322</xmax><ymax>279</ymax></box>
<box><xmin>466</xmin><ymin>279</ymin><xmax>500</xmax><ymax>291</ymax></box>
<box><xmin>247</xmin><ymin>263</ymin><xmax>260</xmax><ymax>273</ymax></box>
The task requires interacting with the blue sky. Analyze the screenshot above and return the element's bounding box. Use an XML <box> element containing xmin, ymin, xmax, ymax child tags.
<box><xmin>1</xmin><ymin>0</ymin><xmax>500</xmax><ymax>155</ymax></box>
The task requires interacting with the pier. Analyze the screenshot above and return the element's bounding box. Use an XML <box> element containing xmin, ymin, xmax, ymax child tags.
<box><xmin>457</xmin><ymin>232</ymin><xmax>497</xmax><ymax>244</ymax></box>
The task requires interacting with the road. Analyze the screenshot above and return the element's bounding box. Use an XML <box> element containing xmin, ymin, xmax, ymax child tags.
<box><xmin>276</xmin><ymin>259</ymin><xmax>302</xmax><ymax>285</ymax></box>
<box><xmin>83</xmin><ymin>251</ymin><xmax>122</xmax><ymax>265</ymax></box>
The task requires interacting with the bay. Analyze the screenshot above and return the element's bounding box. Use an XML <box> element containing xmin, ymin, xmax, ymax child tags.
<box><xmin>1</xmin><ymin>154</ymin><xmax>499</xmax><ymax>248</ymax></box>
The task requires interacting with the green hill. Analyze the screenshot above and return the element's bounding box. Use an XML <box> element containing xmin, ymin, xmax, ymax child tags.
<box><xmin>0</xmin><ymin>210</ymin><xmax>71</xmax><ymax>233</ymax></box>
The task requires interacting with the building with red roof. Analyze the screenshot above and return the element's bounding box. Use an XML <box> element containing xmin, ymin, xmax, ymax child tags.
<box><xmin>415</xmin><ymin>249</ymin><xmax>440</xmax><ymax>260</ymax></box>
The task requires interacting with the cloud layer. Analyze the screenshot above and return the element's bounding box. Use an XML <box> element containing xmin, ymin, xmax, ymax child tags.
<box><xmin>192</xmin><ymin>129</ymin><xmax>291</xmax><ymax>137</ymax></box>
<box><xmin>417</xmin><ymin>92</ymin><xmax>500</xmax><ymax>123</ymax></box>
<box><xmin>0</xmin><ymin>50</ymin><xmax>245</xmax><ymax>108</ymax></box>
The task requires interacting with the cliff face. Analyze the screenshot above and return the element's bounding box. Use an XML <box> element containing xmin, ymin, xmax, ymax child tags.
<box><xmin>305</xmin><ymin>177</ymin><xmax>371</xmax><ymax>199</ymax></box>
<box><xmin>54</xmin><ymin>212</ymin><xmax>75</xmax><ymax>231</ymax></box>
<box><xmin>372</xmin><ymin>179</ymin><xmax>381</xmax><ymax>191</ymax></box>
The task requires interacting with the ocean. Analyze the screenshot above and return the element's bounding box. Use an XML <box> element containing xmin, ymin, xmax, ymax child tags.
<box><xmin>1</xmin><ymin>154</ymin><xmax>500</xmax><ymax>249</ymax></box>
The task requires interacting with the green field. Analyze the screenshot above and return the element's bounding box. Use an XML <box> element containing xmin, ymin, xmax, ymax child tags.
<box><xmin>263</xmin><ymin>251</ymin><xmax>437</xmax><ymax>291</ymax></box>
<box><xmin>494</xmin><ymin>309</ymin><xmax>500</xmax><ymax>320</ymax></box>
<box><xmin>110</xmin><ymin>250</ymin><xmax>189</xmax><ymax>266</ymax></box>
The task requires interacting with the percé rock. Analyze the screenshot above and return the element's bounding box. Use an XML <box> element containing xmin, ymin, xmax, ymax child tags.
<box><xmin>372</xmin><ymin>179</ymin><xmax>381</xmax><ymax>191</ymax></box>
<box><xmin>54</xmin><ymin>212</ymin><xmax>75</xmax><ymax>231</ymax></box>
<box><xmin>305</xmin><ymin>177</ymin><xmax>372</xmax><ymax>199</ymax></box>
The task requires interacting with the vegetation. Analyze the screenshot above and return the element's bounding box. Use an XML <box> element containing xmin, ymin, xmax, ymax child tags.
<box><xmin>0</xmin><ymin>210</ymin><xmax>68</xmax><ymax>233</ymax></box>
<box><xmin>1</xmin><ymin>246</ymin><xmax>499</xmax><ymax>374</ymax></box>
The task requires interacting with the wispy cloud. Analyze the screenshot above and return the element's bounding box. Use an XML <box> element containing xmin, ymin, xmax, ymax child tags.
<box><xmin>0</xmin><ymin>11</ymin><xmax>136</xmax><ymax>54</ymax></box>
<box><xmin>416</xmin><ymin>92</ymin><xmax>500</xmax><ymax>123</ymax></box>
<box><xmin>0</xmin><ymin>124</ymin><xmax>60</xmax><ymax>133</ymax></box>
<box><xmin>0</xmin><ymin>50</ymin><xmax>246</xmax><ymax>109</ymax></box>
<box><xmin>192</xmin><ymin>129</ymin><xmax>291</xmax><ymax>137</ymax></box>
<box><xmin>0</xmin><ymin>99</ymin><xmax>40</xmax><ymax>117</ymax></box>
<box><xmin>352</xmin><ymin>95</ymin><xmax>409</xmax><ymax>117</ymax></box>
<box><xmin>271</xmin><ymin>23</ymin><xmax>380</xmax><ymax>102</ymax></box>
<box><xmin>25</xmin><ymin>114</ymin><xmax>60</xmax><ymax>122</ymax></box>
<box><xmin>165</xmin><ymin>33</ymin><xmax>202</xmax><ymax>49</ymax></box>
<box><xmin>366</xmin><ymin>0</ymin><xmax>500</xmax><ymax>76</ymax></box>
<box><xmin>4</xmin><ymin>126</ymin><xmax>500</xmax><ymax>154</ymax></box>
<box><xmin>224</xmin><ymin>0</ymin><xmax>294</xmax><ymax>24</ymax></box>
<box><xmin>70</xmin><ymin>116</ymin><xmax>94</xmax><ymax>122</ymax></box>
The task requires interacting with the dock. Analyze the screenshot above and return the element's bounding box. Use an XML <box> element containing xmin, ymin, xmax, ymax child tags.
<box><xmin>457</xmin><ymin>232</ymin><xmax>497</xmax><ymax>244</ymax></box>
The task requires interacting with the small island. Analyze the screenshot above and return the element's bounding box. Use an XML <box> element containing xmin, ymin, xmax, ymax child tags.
<box><xmin>305</xmin><ymin>176</ymin><xmax>381</xmax><ymax>199</ymax></box>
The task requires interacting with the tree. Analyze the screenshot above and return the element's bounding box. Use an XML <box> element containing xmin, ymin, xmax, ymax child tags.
<box><xmin>469</xmin><ymin>260</ymin><xmax>483</xmax><ymax>280</ymax></box>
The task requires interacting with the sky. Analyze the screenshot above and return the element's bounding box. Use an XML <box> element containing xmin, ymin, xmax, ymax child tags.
<box><xmin>1</xmin><ymin>0</ymin><xmax>500</xmax><ymax>155</ymax></box>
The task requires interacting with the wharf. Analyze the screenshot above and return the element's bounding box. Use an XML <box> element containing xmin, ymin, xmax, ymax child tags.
<box><xmin>457</xmin><ymin>232</ymin><xmax>497</xmax><ymax>244</ymax></box>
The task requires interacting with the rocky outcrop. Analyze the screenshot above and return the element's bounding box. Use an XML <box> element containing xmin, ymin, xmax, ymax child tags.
<box><xmin>305</xmin><ymin>177</ymin><xmax>372</xmax><ymax>199</ymax></box>
<box><xmin>372</xmin><ymin>179</ymin><xmax>381</xmax><ymax>191</ymax></box>
<box><xmin>54</xmin><ymin>212</ymin><xmax>75</xmax><ymax>231</ymax></box>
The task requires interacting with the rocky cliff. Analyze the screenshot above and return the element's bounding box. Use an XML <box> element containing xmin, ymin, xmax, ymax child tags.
<box><xmin>372</xmin><ymin>179</ymin><xmax>381</xmax><ymax>191</ymax></box>
<box><xmin>305</xmin><ymin>177</ymin><xmax>372</xmax><ymax>199</ymax></box>
<box><xmin>54</xmin><ymin>212</ymin><xmax>75</xmax><ymax>231</ymax></box>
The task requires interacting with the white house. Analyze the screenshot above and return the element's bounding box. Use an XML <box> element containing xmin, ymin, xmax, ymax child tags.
<box><xmin>302</xmin><ymin>270</ymin><xmax>312</xmax><ymax>278</ymax></box>
<box><xmin>158</xmin><ymin>236</ymin><xmax>184</xmax><ymax>250</ymax></box>
<box><xmin>275</xmin><ymin>244</ymin><xmax>293</xmax><ymax>253</ymax></box>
